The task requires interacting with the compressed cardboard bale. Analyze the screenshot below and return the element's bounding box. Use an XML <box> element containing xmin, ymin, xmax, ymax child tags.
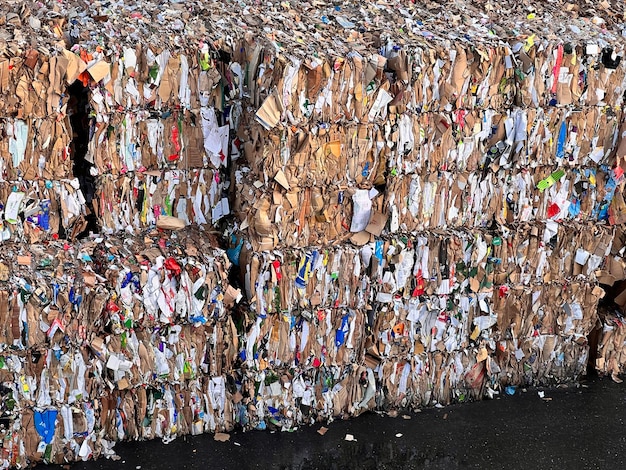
<box><xmin>0</xmin><ymin>227</ymin><xmax>237</xmax><ymax>464</ymax></box>
<box><xmin>234</xmin><ymin>229</ymin><xmax>605</xmax><ymax>423</ymax></box>
<box><xmin>597</xmin><ymin>306</ymin><xmax>626</xmax><ymax>380</ymax></box>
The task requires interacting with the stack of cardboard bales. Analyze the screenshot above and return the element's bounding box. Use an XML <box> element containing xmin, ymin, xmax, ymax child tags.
<box><xmin>229</xmin><ymin>0</ymin><xmax>626</xmax><ymax>419</ymax></box>
<box><xmin>0</xmin><ymin>0</ymin><xmax>625</xmax><ymax>466</ymax></box>
<box><xmin>0</xmin><ymin>1</ymin><xmax>245</xmax><ymax>466</ymax></box>
<box><xmin>0</xmin><ymin>1</ymin><xmax>236</xmax><ymax>238</ymax></box>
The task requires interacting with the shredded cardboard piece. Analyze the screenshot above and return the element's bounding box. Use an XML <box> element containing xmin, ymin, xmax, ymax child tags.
<box><xmin>214</xmin><ymin>433</ymin><xmax>231</xmax><ymax>442</ymax></box>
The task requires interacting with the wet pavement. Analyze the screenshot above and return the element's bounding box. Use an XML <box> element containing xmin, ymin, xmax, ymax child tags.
<box><xmin>38</xmin><ymin>377</ymin><xmax>625</xmax><ymax>470</ymax></box>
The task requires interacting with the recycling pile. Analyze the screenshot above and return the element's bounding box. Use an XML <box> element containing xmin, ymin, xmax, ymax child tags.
<box><xmin>1</xmin><ymin>0</ymin><xmax>626</xmax><ymax>467</ymax></box>
<box><xmin>231</xmin><ymin>0</ymin><xmax>626</xmax><ymax>416</ymax></box>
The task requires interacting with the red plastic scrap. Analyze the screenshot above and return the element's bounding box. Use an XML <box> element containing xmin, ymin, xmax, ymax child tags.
<box><xmin>164</xmin><ymin>257</ymin><xmax>182</xmax><ymax>276</ymax></box>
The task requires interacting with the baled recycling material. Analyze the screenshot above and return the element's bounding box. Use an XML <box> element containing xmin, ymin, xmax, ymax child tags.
<box><xmin>1</xmin><ymin>0</ymin><xmax>626</xmax><ymax>467</ymax></box>
<box><xmin>596</xmin><ymin>305</ymin><xmax>626</xmax><ymax>381</ymax></box>
<box><xmin>0</xmin><ymin>228</ymin><xmax>239</xmax><ymax>467</ymax></box>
